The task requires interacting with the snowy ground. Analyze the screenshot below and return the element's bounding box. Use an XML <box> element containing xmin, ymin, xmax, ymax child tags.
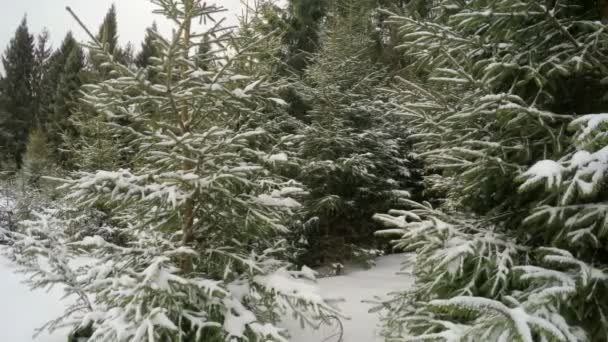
<box><xmin>0</xmin><ymin>255</ymin><xmax>71</xmax><ymax>342</ymax></box>
<box><xmin>0</xmin><ymin>253</ymin><xmax>412</xmax><ymax>342</ymax></box>
<box><xmin>282</xmin><ymin>253</ymin><xmax>414</xmax><ymax>342</ymax></box>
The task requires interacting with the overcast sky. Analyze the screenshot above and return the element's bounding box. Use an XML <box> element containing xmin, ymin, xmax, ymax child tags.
<box><xmin>0</xmin><ymin>0</ymin><xmax>246</xmax><ymax>63</ymax></box>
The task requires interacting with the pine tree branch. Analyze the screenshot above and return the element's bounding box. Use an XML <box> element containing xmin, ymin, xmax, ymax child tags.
<box><xmin>535</xmin><ymin>3</ymin><xmax>581</xmax><ymax>49</ymax></box>
<box><xmin>65</xmin><ymin>7</ymin><xmax>101</xmax><ymax>46</ymax></box>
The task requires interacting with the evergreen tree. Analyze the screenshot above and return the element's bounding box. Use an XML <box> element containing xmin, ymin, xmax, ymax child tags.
<box><xmin>52</xmin><ymin>41</ymin><xmax>84</xmax><ymax>123</ymax></box>
<box><xmin>91</xmin><ymin>4</ymin><xmax>128</xmax><ymax>77</ymax></box>
<box><xmin>40</xmin><ymin>32</ymin><xmax>85</xmax><ymax>164</ymax></box>
<box><xmin>0</xmin><ymin>76</ymin><xmax>11</xmax><ymax>159</ymax></box>
<box><xmin>279</xmin><ymin>0</ymin><xmax>405</xmax><ymax>72</ymax></box>
<box><xmin>281</xmin><ymin>0</ymin><xmax>327</xmax><ymax>72</ymax></box>
<box><xmin>45</xmin><ymin>32</ymin><xmax>80</xmax><ymax>94</ymax></box>
<box><xmin>71</xmin><ymin>5</ymin><xmax>135</xmax><ymax>170</ymax></box>
<box><xmin>376</xmin><ymin>1</ymin><xmax>608</xmax><ymax>341</ymax></box>
<box><xmin>51</xmin><ymin>42</ymin><xmax>84</xmax><ymax>163</ymax></box>
<box><xmin>287</xmin><ymin>1</ymin><xmax>326</xmax><ymax>50</ymax></box>
<box><xmin>97</xmin><ymin>4</ymin><xmax>118</xmax><ymax>55</ymax></box>
<box><xmin>288</xmin><ymin>0</ymin><xmax>420</xmax><ymax>265</ymax></box>
<box><xmin>0</xmin><ymin>17</ymin><xmax>35</xmax><ymax>167</ymax></box>
<box><xmin>32</xmin><ymin>29</ymin><xmax>53</xmax><ymax>125</ymax></box>
<box><xmin>10</xmin><ymin>1</ymin><xmax>339</xmax><ymax>340</ymax></box>
<box><xmin>135</xmin><ymin>22</ymin><xmax>161</xmax><ymax>86</ymax></box>
<box><xmin>135</xmin><ymin>22</ymin><xmax>159</xmax><ymax>69</ymax></box>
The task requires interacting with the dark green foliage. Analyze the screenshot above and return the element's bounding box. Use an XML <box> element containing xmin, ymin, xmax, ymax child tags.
<box><xmin>96</xmin><ymin>4</ymin><xmax>118</xmax><ymax>54</ymax></box>
<box><xmin>0</xmin><ymin>77</ymin><xmax>13</xmax><ymax>163</ymax></box>
<box><xmin>290</xmin><ymin>1</ymin><xmax>422</xmax><ymax>265</ymax></box>
<box><xmin>135</xmin><ymin>22</ymin><xmax>159</xmax><ymax>68</ymax></box>
<box><xmin>91</xmin><ymin>5</ymin><xmax>131</xmax><ymax>77</ymax></box>
<box><xmin>32</xmin><ymin>30</ymin><xmax>53</xmax><ymax>126</ymax></box>
<box><xmin>280</xmin><ymin>87</ymin><xmax>312</xmax><ymax>124</ymax></box>
<box><xmin>280</xmin><ymin>0</ymin><xmax>327</xmax><ymax>72</ymax></box>
<box><xmin>53</xmin><ymin>43</ymin><xmax>84</xmax><ymax>123</ymax></box>
<box><xmin>1</xmin><ymin>22</ymin><xmax>83</xmax><ymax>171</ymax></box>
<box><xmin>278</xmin><ymin>0</ymin><xmax>410</xmax><ymax>72</ymax></box>
<box><xmin>45</xmin><ymin>33</ymin><xmax>80</xmax><ymax>100</ymax></box>
<box><xmin>67</xmin><ymin>324</ymin><xmax>93</xmax><ymax>342</ymax></box>
<box><xmin>0</xmin><ymin>17</ymin><xmax>36</xmax><ymax>167</ymax></box>
<box><xmin>52</xmin><ymin>43</ymin><xmax>84</xmax><ymax>153</ymax></box>
<box><xmin>36</xmin><ymin>32</ymin><xmax>84</xmax><ymax>165</ymax></box>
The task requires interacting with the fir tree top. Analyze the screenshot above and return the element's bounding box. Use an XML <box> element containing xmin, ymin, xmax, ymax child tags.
<box><xmin>1</xmin><ymin>16</ymin><xmax>35</xmax><ymax>107</ymax></box>
<box><xmin>96</xmin><ymin>4</ymin><xmax>118</xmax><ymax>54</ymax></box>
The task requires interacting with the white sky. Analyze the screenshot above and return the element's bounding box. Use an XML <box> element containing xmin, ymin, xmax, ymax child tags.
<box><xmin>0</xmin><ymin>0</ymin><xmax>247</xmax><ymax>65</ymax></box>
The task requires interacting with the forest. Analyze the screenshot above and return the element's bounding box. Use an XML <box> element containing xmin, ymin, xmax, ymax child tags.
<box><xmin>1</xmin><ymin>0</ymin><xmax>608</xmax><ymax>341</ymax></box>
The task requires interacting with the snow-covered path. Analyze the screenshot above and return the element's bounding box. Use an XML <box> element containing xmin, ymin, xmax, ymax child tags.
<box><xmin>0</xmin><ymin>252</ymin><xmax>412</xmax><ymax>342</ymax></box>
<box><xmin>282</xmin><ymin>254</ymin><xmax>414</xmax><ymax>342</ymax></box>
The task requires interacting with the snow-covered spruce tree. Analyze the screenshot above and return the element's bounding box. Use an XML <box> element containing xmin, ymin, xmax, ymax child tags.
<box><xmin>9</xmin><ymin>1</ymin><xmax>339</xmax><ymax>341</ymax></box>
<box><xmin>65</xmin><ymin>4</ymin><xmax>135</xmax><ymax>171</ymax></box>
<box><xmin>383</xmin><ymin>1</ymin><xmax>608</xmax><ymax>216</ymax></box>
<box><xmin>230</xmin><ymin>1</ymin><xmax>308</xmax><ymax>186</ymax></box>
<box><xmin>374</xmin><ymin>1</ymin><xmax>608</xmax><ymax>341</ymax></box>
<box><xmin>292</xmin><ymin>0</ymin><xmax>420</xmax><ymax>265</ymax></box>
<box><xmin>66</xmin><ymin>97</ymin><xmax>130</xmax><ymax>171</ymax></box>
